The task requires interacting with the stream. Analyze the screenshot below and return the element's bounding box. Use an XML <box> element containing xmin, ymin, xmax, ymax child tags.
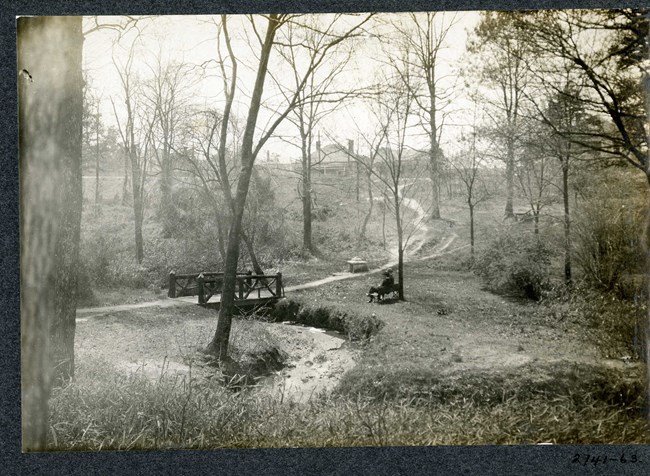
<box><xmin>257</xmin><ymin>322</ymin><xmax>355</xmax><ymax>403</ymax></box>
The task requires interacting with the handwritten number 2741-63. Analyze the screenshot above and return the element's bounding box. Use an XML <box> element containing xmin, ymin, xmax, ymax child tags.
<box><xmin>572</xmin><ymin>453</ymin><xmax>639</xmax><ymax>466</ymax></box>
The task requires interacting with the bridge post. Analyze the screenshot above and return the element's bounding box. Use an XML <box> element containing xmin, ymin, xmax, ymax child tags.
<box><xmin>168</xmin><ymin>270</ymin><xmax>176</xmax><ymax>298</ymax></box>
<box><xmin>276</xmin><ymin>272</ymin><xmax>282</xmax><ymax>297</ymax></box>
<box><xmin>198</xmin><ymin>273</ymin><xmax>205</xmax><ymax>305</ymax></box>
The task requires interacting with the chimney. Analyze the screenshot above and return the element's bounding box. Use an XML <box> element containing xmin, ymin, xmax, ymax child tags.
<box><xmin>348</xmin><ymin>139</ymin><xmax>354</xmax><ymax>164</ymax></box>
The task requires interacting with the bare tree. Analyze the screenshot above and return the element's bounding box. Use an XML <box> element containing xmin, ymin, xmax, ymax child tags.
<box><xmin>19</xmin><ymin>16</ymin><xmax>84</xmax><ymax>450</ymax></box>
<box><xmin>356</xmin><ymin>74</ymin><xmax>424</xmax><ymax>300</ymax></box>
<box><xmin>272</xmin><ymin>16</ymin><xmax>360</xmax><ymax>251</ymax></box>
<box><xmin>207</xmin><ymin>13</ymin><xmax>289</xmax><ymax>360</ymax></box>
<box><xmin>391</xmin><ymin>12</ymin><xmax>458</xmax><ymax>220</ymax></box>
<box><xmin>111</xmin><ymin>33</ymin><xmax>157</xmax><ymax>264</ymax></box>
<box><xmin>82</xmin><ymin>82</ymin><xmax>104</xmax><ymax>213</ymax></box>
<box><xmin>143</xmin><ymin>54</ymin><xmax>194</xmax><ymax>238</ymax></box>
<box><xmin>450</xmin><ymin>124</ymin><xmax>494</xmax><ymax>256</ymax></box>
<box><xmin>181</xmin><ymin>16</ymin><xmax>268</xmax><ymax>274</ymax></box>
<box><xmin>181</xmin><ymin>109</ymin><xmax>230</xmax><ymax>261</ymax></box>
<box><xmin>515</xmin><ymin>10</ymin><xmax>649</xmax><ymax>184</ymax></box>
<box><xmin>513</xmin><ymin>10</ymin><xmax>648</xmax><ymax>283</ymax></box>
<box><xmin>206</xmin><ymin>13</ymin><xmax>372</xmax><ymax>360</ymax></box>
<box><xmin>467</xmin><ymin>12</ymin><xmax>531</xmax><ymax>218</ymax></box>
<box><xmin>516</xmin><ymin>127</ymin><xmax>561</xmax><ymax>235</ymax></box>
<box><xmin>542</xmin><ymin>85</ymin><xmax>591</xmax><ymax>285</ymax></box>
<box><xmin>181</xmin><ymin>107</ymin><xmax>266</xmax><ymax>273</ymax></box>
<box><xmin>523</xmin><ymin>80</ymin><xmax>591</xmax><ymax>284</ymax></box>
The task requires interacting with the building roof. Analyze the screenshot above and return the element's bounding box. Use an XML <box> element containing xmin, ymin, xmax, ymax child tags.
<box><xmin>312</xmin><ymin>143</ymin><xmax>353</xmax><ymax>164</ymax></box>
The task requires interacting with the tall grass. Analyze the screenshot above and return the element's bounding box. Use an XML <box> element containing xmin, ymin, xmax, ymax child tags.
<box><xmin>49</xmin><ymin>358</ymin><xmax>648</xmax><ymax>450</ymax></box>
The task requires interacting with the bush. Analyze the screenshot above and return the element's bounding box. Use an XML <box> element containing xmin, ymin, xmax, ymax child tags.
<box><xmin>572</xmin><ymin>198</ymin><xmax>646</xmax><ymax>295</ymax></box>
<box><xmin>80</xmin><ymin>231</ymin><xmax>123</xmax><ymax>287</ymax></box>
<box><xmin>474</xmin><ymin>232</ymin><xmax>551</xmax><ymax>300</ymax></box>
<box><xmin>546</xmin><ymin>285</ymin><xmax>648</xmax><ymax>360</ymax></box>
<box><xmin>270</xmin><ymin>298</ymin><xmax>384</xmax><ymax>341</ymax></box>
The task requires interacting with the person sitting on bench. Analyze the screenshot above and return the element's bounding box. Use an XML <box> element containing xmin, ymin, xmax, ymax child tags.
<box><xmin>367</xmin><ymin>269</ymin><xmax>394</xmax><ymax>303</ymax></box>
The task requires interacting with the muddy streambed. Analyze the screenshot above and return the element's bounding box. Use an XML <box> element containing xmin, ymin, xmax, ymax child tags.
<box><xmin>257</xmin><ymin>323</ymin><xmax>357</xmax><ymax>403</ymax></box>
<box><xmin>92</xmin><ymin>315</ymin><xmax>357</xmax><ymax>404</ymax></box>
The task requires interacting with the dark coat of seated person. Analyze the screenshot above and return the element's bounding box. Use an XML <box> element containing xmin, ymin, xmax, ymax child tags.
<box><xmin>367</xmin><ymin>269</ymin><xmax>394</xmax><ymax>302</ymax></box>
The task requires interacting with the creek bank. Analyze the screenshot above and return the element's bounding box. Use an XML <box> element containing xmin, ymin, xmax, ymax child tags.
<box><xmin>196</xmin><ymin>300</ymin><xmax>381</xmax><ymax>399</ymax></box>
<box><xmin>269</xmin><ymin>297</ymin><xmax>384</xmax><ymax>341</ymax></box>
<box><xmin>259</xmin><ymin>323</ymin><xmax>357</xmax><ymax>403</ymax></box>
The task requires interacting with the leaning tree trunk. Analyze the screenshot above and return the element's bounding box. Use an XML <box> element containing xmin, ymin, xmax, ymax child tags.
<box><xmin>207</xmin><ymin>14</ymin><xmax>280</xmax><ymax>361</ymax></box>
<box><xmin>241</xmin><ymin>232</ymin><xmax>264</xmax><ymax>275</ymax></box>
<box><xmin>208</xmin><ymin>165</ymin><xmax>254</xmax><ymax>360</ymax></box>
<box><xmin>214</xmin><ymin>208</ymin><xmax>227</xmax><ymax>262</ymax></box>
<box><xmin>19</xmin><ymin>15</ymin><xmax>83</xmax><ymax>451</ymax></box>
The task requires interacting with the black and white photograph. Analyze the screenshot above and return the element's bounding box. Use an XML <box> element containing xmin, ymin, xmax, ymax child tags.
<box><xmin>18</xmin><ymin>8</ymin><xmax>650</xmax><ymax>453</ymax></box>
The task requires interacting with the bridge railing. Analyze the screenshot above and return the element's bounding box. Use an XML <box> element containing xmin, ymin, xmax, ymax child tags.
<box><xmin>168</xmin><ymin>270</ymin><xmax>283</xmax><ymax>304</ymax></box>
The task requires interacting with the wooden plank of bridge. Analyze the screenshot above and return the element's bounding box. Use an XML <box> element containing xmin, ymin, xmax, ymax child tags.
<box><xmin>168</xmin><ymin>270</ymin><xmax>284</xmax><ymax>304</ymax></box>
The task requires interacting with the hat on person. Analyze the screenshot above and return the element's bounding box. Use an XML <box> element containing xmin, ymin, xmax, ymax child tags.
<box><xmin>383</xmin><ymin>269</ymin><xmax>393</xmax><ymax>276</ymax></box>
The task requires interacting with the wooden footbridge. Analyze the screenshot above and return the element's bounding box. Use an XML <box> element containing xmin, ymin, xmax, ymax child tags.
<box><xmin>168</xmin><ymin>271</ymin><xmax>284</xmax><ymax>309</ymax></box>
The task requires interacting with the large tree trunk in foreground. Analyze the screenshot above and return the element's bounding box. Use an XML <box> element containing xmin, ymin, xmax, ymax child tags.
<box><xmin>19</xmin><ymin>16</ymin><xmax>83</xmax><ymax>451</ymax></box>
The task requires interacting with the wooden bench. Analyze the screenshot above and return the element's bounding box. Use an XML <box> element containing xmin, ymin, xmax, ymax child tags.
<box><xmin>387</xmin><ymin>282</ymin><xmax>400</xmax><ymax>299</ymax></box>
<box><xmin>368</xmin><ymin>282</ymin><xmax>400</xmax><ymax>302</ymax></box>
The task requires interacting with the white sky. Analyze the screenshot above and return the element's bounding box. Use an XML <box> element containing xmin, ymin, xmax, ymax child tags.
<box><xmin>83</xmin><ymin>12</ymin><xmax>480</xmax><ymax>162</ymax></box>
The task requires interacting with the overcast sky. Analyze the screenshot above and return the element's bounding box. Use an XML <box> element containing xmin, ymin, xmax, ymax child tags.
<box><xmin>83</xmin><ymin>12</ymin><xmax>480</xmax><ymax>162</ymax></box>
